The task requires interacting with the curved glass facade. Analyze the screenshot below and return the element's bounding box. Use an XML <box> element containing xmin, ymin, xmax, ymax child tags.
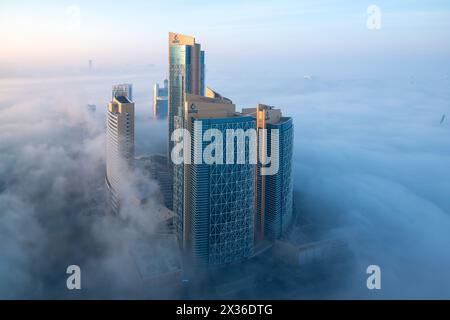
<box><xmin>264</xmin><ymin>117</ymin><xmax>294</xmax><ymax>240</ymax></box>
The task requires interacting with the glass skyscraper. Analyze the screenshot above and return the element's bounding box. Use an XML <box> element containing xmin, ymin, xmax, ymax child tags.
<box><xmin>263</xmin><ymin>116</ymin><xmax>293</xmax><ymax>239</ymax></box>
<box><xmin>168</xmin><ymin>32</ymin><xmax>205</xmax><ymax>243</ymax></box>
<box><xmin>153</xmin><ymin>79</ymin><xmax>168</xmax><ymax>119</ymax></box>
<box><xmin>182</xmin><ymin>93</ymin><xmax>256</xmax><ymax>265</ymax></box>
<box><xmin>167</xmin><ymin>33</ymin><xmax>293</xmax><ymax>266</ymax></box>
<box><xmin>242</xmin><ymin>104</ymin><xmax>294</xmax><ymax>241</ymax></box>
<box><xmin>168</xmin><ymin>32</ymin><xmax>205</xmax><ymax>160</ymax></box>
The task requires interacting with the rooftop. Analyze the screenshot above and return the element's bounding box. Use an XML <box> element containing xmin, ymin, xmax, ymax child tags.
<box><xmin>115</xmin><ymin>96</ymin><xmax>131</xmax><ymax>104</ymax></box>
<box><xmin>169</xmin><ymin>32</ymin><xmax>196</xmax><ymax>46</ymax></box>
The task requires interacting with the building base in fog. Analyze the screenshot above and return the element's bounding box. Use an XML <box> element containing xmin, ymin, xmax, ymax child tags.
<box><xmin>135</xmin><ymin>154</ymin><xmax>173</xmax><ymax>211</ymax></box>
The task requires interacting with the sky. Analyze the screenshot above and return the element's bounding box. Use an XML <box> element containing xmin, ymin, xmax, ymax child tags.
<box><xmin>0</xmin><ymin>1</ymin><xmax>450</xmax><ymax>299</ymax></box>
<box><xmin>1</xmin><ymin>0</ymin><xmax>450</xmax><ymax>74</ymax></box>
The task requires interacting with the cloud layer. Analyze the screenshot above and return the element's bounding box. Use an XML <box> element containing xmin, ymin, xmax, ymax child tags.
<box><xmin>0</xmin><ymin>68</ymin><xmax>449</xmax><ymax>299</ymax></box>
<box><xmin>0</xmin><ymin>75</ymin><xmax>172</xmax><ymax>299</ymax></box>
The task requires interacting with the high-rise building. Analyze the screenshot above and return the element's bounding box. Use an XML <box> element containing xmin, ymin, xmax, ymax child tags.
<box><xmin>169</xmin><ymin>32</ymin><xmax>206</xmax><ymax>245</ymax></box>
<box><xmin>178</xmin><ymin>92</ymin><xmax>256</xmax><ymax>265</ymax></box>
<box><xmin>168</xmin><ymin>32</ymin><xmax>205</xmax><ymax>164</ymax></box>
<box><xmin>105</xmin><ymin>95</ymin><xmax>135</xmax><ymax>214</ymax></box>
<box><xmin>153</xmin><ymin>79</ymin><xmax>168</xmax><ymax>119</ymax></box>
<box><xmin>242</xmin><ymin>104</ymin><xmax>293</xmax><ymax>240</ymax></box>
<box><xmin>112</xmin><ymin>83</ymin><xmax>133</xmax><ymax>101</ymax></box>
<box><xmin>166</xmin><ymin>33</ymin><xmax>294</xmax><ymax>265</ymax></box>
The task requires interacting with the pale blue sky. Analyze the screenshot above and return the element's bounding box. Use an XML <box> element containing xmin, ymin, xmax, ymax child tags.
<box><xmin>1</xmin><ymin>0</ymin><xmax>450</xmax><ymax>71</ymax></box>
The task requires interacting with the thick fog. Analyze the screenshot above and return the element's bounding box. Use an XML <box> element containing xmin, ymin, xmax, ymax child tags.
<box><xmin>1</xmin><ymin>59</ymin><xmax>449</xmax><ymax>298</ymax></box>
<box><xmin>0</xmin><ymin>73</ymin><xmax>169</xmax><ymax>298</ymax></box>
<box><xmin>207</xmin><ymin>60</ymin><xmax>450</xmax><ymax>298</ymax></box>
<box><xmin>290</xmin><ymin>76</ymin><xmax>450</xmax><ymax>299</ymax></box>
<box><xmin>210</xmin><ymin>64</ymin><xmax>450</xmax><ymax>298</ymax></box>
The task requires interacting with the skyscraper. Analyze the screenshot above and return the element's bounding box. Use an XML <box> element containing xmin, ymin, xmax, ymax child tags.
<box><xmin>180</xmin><ymin>92</ymin><xmax>256</xmax><ymax>265</ymax></box>
<box><xmin>166</xmin><ymin>33</ymin><xmax>293</xmax><ymax>266</ymax></box>
<box><xmin>168</xmin><ymin>32</ymin><xmax>205</xmax><ymax>163</ymax></box>
<box><xmin>242</xmin><ymin>104</ymin><xmax>294</xmax><ymax>240</ymax></box>
<box><xmin>105</xmin><ymin>94</ymin><xmax>135</xmax><ymax>215</ymax></box>
<box><xmin>169</xmin><ymin>32</ymin><xmax>205</xmax><ymax>243</ymax></box>
<box><xmin>153</xmin><ymin>79</ymin><xmax>168</xmax><ymax>119</ymax></box>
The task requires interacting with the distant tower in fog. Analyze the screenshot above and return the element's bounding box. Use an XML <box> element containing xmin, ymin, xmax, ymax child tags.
<box><xmin>153</xmin><ymin>79</ymin><xmax>168</xmax><ymax>119</ymax></box>
<box><xmin>105</xmin><ymin>92</ymin><xmax>135</xmax><ymax>215</ymax></box>
<box><xmin>88</xmin><ymin>60</ymin><xmax>93</xmax><ymax>72</ymax></box>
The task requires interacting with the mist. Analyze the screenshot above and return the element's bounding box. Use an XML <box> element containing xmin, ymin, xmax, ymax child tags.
<box><xmin>0</xmin><ymin>72</ymin><xmax>174</xmax><ymax>299</ymax></box>
<box><xmin>214</xmin><ymin>66</ymin><xmax>450</xmax><ymax>298</ymax></box>
<box><xmin>1</xmin><ymin>56</ymin><xmax>450</xmax><ymax>299</ymax></box>
<box><xmin>277</xmin><ymin>73</ymin><xmax>450</xmax><ymax>298</ymax></box>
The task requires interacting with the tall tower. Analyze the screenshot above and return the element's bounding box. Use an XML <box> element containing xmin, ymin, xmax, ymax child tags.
<box><xmin>168</xmin><ymin>32</ymin><xmax>205</xmax><ymax>238</ymax></box>
<box><xmin>105</xmin><ymin>94</ymin><xmax>135</xmax><ymax>215</ymax></box>
<box><xmin>242</xmin><ymin>105</ymin><xmax>294</xmax><ymax>240</ymax></box>
<box><xmin>153</xmin><ymin>79</ymin><xmax>168</xmax><ymax>119</ymax></box>
<box><xmin>168</xmin><ymin>32</ymin><xmax>205</xmax><ymax>159</ymax></box>
<box><xmin>180</xmin><ymin>91</ymin><xmax>256</xmax><ymax>264</ymax></box>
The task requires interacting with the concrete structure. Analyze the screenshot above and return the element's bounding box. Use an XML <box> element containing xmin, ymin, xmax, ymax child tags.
<box><xmin>106</xmin><ymin>95</ymin><xmax>135</xmax><ymax>214</ymax></box>
<box><xmin>177</xmin><ymin>92</ymin><xmax>256</xmax><ymax>265</ymax></box>
<box><xmin>153</xmin><ymin>79</ymin><xmax>168</xmax><ymax>119</ymax></box>
<box><xmin>242</xmin><ymin>104</ymin><xmax>294</xmax><ymax>241</ymax></box>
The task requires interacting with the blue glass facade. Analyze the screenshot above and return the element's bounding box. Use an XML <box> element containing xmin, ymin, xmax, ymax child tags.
<box><xmin>153</xmin><ymin>80</ymin><xmax>168</xmax><ymax>120</ymax></box>
<box><xmin>169</xmin><ymin>41</ymin><xmax>205</xmax><ymax>241</ymax></box>
<box><xmin>167</xmin><ymin>34</ymin><xmax>294</xmax><ymax>265</ymax></box>
<box><xmin>263</xmin><ymin>117</ymin><xmax>294</xmax><ymax>240</ymax></box>
<box><xmin>169</xmin><ymin>45</ymin><xmax>190</xmax><ymax>146</ymax></box>
<box><xmin>154</xmin><ymin>99</ymin><xmax>168</xmax><ymax>119</ymax></box>
<box><xmin>189</xmin><ymin>116</ymin><xmax>256</xmax><ymax>265</ymax></box>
